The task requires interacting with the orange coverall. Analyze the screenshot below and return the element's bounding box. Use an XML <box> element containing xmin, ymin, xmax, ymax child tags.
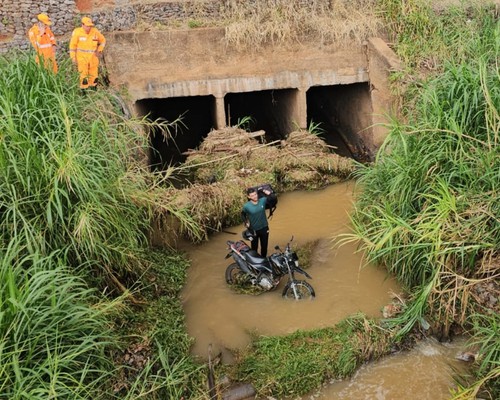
<box><xmin>69</xmin><ymin>27</ymin><xmax>106</xmax><ymax>88</ymax></box>
<box><xmin>28</xmin><ymin>24</ymin><xmax>58</xmax><ymax>73</ymax></box>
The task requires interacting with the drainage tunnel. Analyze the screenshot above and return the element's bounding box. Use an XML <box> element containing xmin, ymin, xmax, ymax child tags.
<box><xmin>136</xmin><ymin>82</ymin><xmax>375</xmax><ymax>171</ymax></box>
<box><xmin>306</xmin><ymin>83</ymin><xmax>373</xmax><ymax>161</ymax></box>
<box><xmin>224</xmin><ymin>89</ymin><xmax>299</xmax><ymax>142</ymax></box>
<box><xmin>136</xmin><ymin>95</ymin><xmax>216</xmax><ymax>169</ymax></box>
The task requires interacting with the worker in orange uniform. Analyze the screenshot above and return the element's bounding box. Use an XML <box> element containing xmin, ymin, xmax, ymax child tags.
<box><xmin>28</xmin><ymin>13</ymin><xmax>58</xmax><ymax>73</ymax></box>
<box><xmin>69</xmin><ymin>17</ymin><xmax>106</xmax><ymax>90</ymax></box>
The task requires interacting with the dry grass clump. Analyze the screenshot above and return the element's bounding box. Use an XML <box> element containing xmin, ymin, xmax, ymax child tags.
<box><xmin>220</xmin><ymin>0</ymin><xmax>383</xmax><ymax>49</ymax></box>
<box><xmin>429</xmin><ymin>253</ymin><xmax>500</xmax><ymax>331</ymax></box>
<box><xmin>275</xmin><ymin>130</ymin><xmax>355</xmax><ymax>190</ymax></box>
<box><xmin>167</xmin><ymin>182</ymin><xmax>244</xmax><ymax>240</ymax></box>
<box><xmin>164</xmin><ymin>171</ymin><xmax>273</xmax><ymax>241</ymax></box>
<box><xmin>183</xmin><ymin>127</ymin><xmax>279</xmax><ymax>183</ymax></box>
<box><xmin>167</xmin><ymin>127</ymin><xmax>354</xmax><ymax>241</ymax></box>
<box><xmin>282</xmin><ymin>130</ymin><xmax>330</xmax><ymax>153</ymax></box>
<box><xmin>185</xmin><ymin>127</ymin><xmax>355</xmax><ymax>190</ymax></box>
<box><xmin>141</xmin><ymin>1</ymin><xmax>383</xmax><ymax>49</ymax></box>
<box><xmin>294</xmin><ymin>239</ymin><xmax>321</xmax><ymax>270</ymax></box>
<box><xmin>196</xmin><ymin>126</ymin><xmax>257</xmax><ymax>152</ymax></box>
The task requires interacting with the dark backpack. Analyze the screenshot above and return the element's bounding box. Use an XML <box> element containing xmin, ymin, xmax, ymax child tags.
<box><xmin>252</xmin><ymin>183</ymin><xmax>278</xmax><ymax>218</ymax></box>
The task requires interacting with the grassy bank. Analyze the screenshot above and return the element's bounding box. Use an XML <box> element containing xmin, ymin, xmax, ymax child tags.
<box><xmin>227</xmin><ymin>314</ymin><xmax>396</xmax><ymax>397</ymax></box>
<box><xmin>342</xmin><ymin>1</ymin><xmax>499</xmax><ymax>398</ymax></box>
<box><xmin>0</xmin><ymin>54</ymin><xmax>205</xmax><ymax>399</ymax></box>
<box><xmin>2</xmin><ymin>1</ymin><xmax>498</xmax><ymax>399</ymax></box>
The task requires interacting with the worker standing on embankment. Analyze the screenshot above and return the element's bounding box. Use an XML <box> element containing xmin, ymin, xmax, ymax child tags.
<box><xmin>69</xmin><ymin>17</ymin><xmax>106</xmax><ymax>90</ymax></box>
<box><xmin>28</xmin><ymin>13</ymin><xmax>58</xmax><ymax>73</ymax></box>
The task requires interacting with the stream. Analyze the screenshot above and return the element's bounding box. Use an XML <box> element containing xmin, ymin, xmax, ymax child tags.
<box><xmin>180</xmin><ymin>181</ymin><xmax>470</xmax><ymax>398</ymax></box>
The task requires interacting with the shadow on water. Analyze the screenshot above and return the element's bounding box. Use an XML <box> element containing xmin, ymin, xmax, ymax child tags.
<box><xmin>180</xmin><ymin>181</ymin><xmax>470</xmax><ymax>398</ymax></box>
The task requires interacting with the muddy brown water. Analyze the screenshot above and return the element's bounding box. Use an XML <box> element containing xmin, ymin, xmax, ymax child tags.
<box><xmin>313</xmin><ymin>336</ymin><xmax>469</xmax><ymax>400</ymax></box>
<box><xmin>180</xmin><ymin>181</ymin><xmax>469</xmax><ymax>398</ymax></box>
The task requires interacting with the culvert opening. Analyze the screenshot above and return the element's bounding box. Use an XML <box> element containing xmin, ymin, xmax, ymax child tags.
<box><xmin>136</xmin><ymin>83</ymin><xmax>374</xmax><ymax>172</ymax></box>
<box><xmin>306</xmin><ymin>83</ymin><xmax>374</xmax><ymax>161</ymax></box>
<box><xmin>136</xmin><ymin>96</ymin><xmax>216</xmax><ymax>170</ymax></box>
<box><xmin>225</xmin><ymin>89</ymin><xmax>299</xmax><ymax>142</ymax></box>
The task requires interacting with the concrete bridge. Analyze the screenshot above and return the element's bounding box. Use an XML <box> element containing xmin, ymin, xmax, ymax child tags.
<box><xmin>105</xmin><ymin>28</ymin><xmax>401</xmax><ymax>164</ymax></box>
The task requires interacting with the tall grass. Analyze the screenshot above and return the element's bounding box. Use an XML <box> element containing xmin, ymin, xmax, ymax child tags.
<box><xmin>0</xmin><ymin>242</ymin><xmax>206</xmax><ymax>399</ymax></box>
<box><xmin>113</xmin><ymin>341</ymin><xmax>205</xmax><ymax>400</ymax></box>
<box><xmin>341</xmin><ymin>3</ymin><xmax>499</xmax><ymax>398</ymax></box>
<box><xmin>0</xmin><ymin>241</ymin><xmax>117</xmax><ymax>399</ymax></box>
<box><xmin>380</xmin><ymin>0</ymin><xmax>499</xmax><ymax>109</ymax></box>
<box><xmin>0</xmin><ymin>54</ymin><xmax>149</xmax><ymax>276</ymax></box>
<box><xmin>346</xmin><ymin>12</ymin><xmax>499</xmax><ymax>329</ymax></box>
<box><xmin>380</xmin><ymin>0</ymin><xmax>498</xmax><ymax>68</ymax></box>
<box><xmin>451</xmin><ymin>312</ymin><xmax>500</xmax><ymax>399</ymax></box>
<box><xmin>0</xmin><ymin>54</ymin><xmax>206</xmax><ymax>398</ymax></box>
<box><xmin>0</xmin><ymin>54</ymin><xmax>202</xmax><ymax>281</ymax></box>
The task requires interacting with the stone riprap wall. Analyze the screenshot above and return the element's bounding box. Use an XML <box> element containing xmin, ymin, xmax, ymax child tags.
<box><xmin>0</xmin><ymin>0</ymin><xmax>78</xmax><ymax>51</ymax></box>
<box><xmin>0</xmin><ymin>0</ymin><xmax>221</xmax><ymax>53</ymax></box>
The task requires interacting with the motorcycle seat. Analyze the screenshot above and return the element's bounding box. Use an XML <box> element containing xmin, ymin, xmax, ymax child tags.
<box><xmin>245</xmin><ymin>250</ymin><xmax>266</xmax><ymax>264</ymax></box>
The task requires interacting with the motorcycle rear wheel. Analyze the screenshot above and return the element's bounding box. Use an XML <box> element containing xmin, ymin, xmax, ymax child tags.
<box><xmin>282</xmin><ymin>280</ymin><xmax>315</xmax><ymax>300</ymax></box>
<box><xmin>225</xmin><ymin>263</ymin><xmax>247</xmax><ymax>284</ymax></box>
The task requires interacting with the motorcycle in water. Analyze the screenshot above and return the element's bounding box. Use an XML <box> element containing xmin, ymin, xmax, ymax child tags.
<box><xmin>224</xmin><ymin>235</ymin><xmax>315</xmax><ymax>300</ymax></box>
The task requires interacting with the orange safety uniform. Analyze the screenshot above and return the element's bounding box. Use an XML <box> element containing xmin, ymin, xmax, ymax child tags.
<box><xmin>69</xmin><ymin>26</ymin><xmax>106</xmax><ymax>89</ymax></box>
<box><xmin>28</xmin><ymin>24</ymin><xmax>58</xmax><ymax>73</ymax></box>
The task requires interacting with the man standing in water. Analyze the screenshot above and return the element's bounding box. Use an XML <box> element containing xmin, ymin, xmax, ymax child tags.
<box><xmin>241</xmin><ymin>187</ymin><xmax>277</xmax><ymax>257</ymax></box>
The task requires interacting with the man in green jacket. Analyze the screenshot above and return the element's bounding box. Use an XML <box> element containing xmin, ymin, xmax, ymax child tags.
<box><xmin>241</xmin><ymin>187</ymin><xmax>277</xmax><ymax>257</ymax></box>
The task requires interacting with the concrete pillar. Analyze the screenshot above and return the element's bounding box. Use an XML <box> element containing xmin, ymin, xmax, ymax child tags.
<box><xmin>367</xmin><ymin>38</ymin><xmax>402</xmax><ymax>149</ymax></box>
<box><xmin>214</xmin><ymin>96</ymin><xmax>226</xmax><ymax>129</ymax></box>
<box><xmin>294</xmin><ymin>88</ymin><xmax>308</xmax><ymax>130</ymax></box>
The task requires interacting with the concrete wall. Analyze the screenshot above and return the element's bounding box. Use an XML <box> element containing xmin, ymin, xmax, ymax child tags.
<box><xmin>105</xmin><ymin>28</ymin><xmax>374</xmax><ymax>132</ymax></box>
<box><xmin>105</xmin><ymin>27</ymin><xmax>399</xmax><ymax>159</ymax></box>
<box><xmin>367</xmin><ymin>37</ymin><xmax>402</xmax><ymax>149</ymax></box>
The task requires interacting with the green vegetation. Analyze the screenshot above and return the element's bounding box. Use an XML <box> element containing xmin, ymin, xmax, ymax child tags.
<box><xmin>0</xmin><ymin>247</ymin><xmax>115</xmax><ymax>398</ymax></box>
<box><xmin>220</xmin><ymin>1</ymin><xmax>499</xmax><ymax>398</ymax></box>
<box><xmin>0</xmin><ymin>54</ymin><xmax>205</xmax><ymax>399</ymax></box>
<box><xmin>0</xmin><ymin>56</ymin><xmax>148</xmax><ymax>278</ymax></box>
<box><xmin>341</xmin><ymin>1</ymin><xmax>499</xmax><ymax>398</ymax></box>
<box><xmin>229</xmin><ymin>314</ymin><xmax>393</xmax><ymax>397</ymax></box>
<box><xmin>187</xmin><ymin>20</ymin><xmax>204</xmax><ymax>29</ymax></box>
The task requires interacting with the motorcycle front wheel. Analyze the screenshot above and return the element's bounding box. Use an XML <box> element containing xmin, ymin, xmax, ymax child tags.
<box><xmin>282</xmin><ymin>280</ymin><xmax>315</xmax><ymax>300</ymax></box>
<box><xmin>225</xmin><ymin>263</ymin><xmax>247</xmax><ymax>284</ymax></box>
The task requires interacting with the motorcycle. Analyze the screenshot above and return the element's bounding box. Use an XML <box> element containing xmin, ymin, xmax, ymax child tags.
<box><xmin>224</xmin><ymin>236</ymin><xmax>315</xmax><ymax>300</ymax></box>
